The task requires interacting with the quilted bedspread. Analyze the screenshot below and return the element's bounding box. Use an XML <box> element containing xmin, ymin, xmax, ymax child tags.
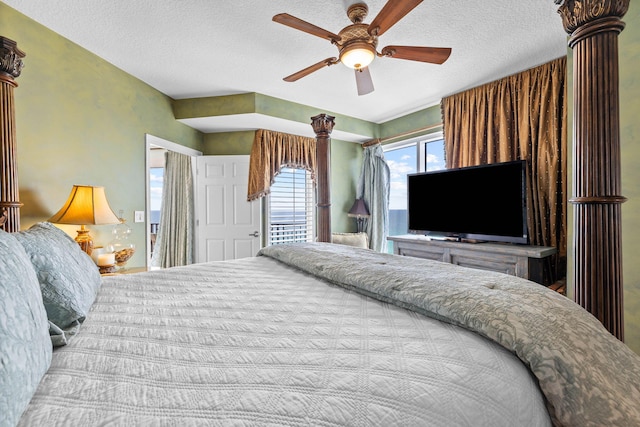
<box><xmin>260</xmin><ymin>243</ymin><xmax>640</xmax><ymax>427</ymax></box>
<box><xmin>19</xmin><ymin>244</ymin><xmax>553</xmax><ymax>426</ymax></box>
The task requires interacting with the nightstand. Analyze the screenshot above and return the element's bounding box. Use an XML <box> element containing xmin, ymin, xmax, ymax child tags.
<box><xmin>100</xmin><ymin>266</ymin><xmax>149</xmax><ymax>276</ymax></box>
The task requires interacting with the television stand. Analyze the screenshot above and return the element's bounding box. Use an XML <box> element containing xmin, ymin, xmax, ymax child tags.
<box><xmin>387</xmin><ymin>234</ymin><xmax>556</xmax><ymax>285</ymax></box>
<box><xmin>422</xmin><ymin>235</ymin><xmax>485</xmax><ymax>244</ymax></box>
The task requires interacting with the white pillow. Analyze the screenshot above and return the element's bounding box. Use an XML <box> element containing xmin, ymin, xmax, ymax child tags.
<box><xmin>331</xmin><ymin>232</ymin><xmax>369</xmax><ymax>249</ymax></box>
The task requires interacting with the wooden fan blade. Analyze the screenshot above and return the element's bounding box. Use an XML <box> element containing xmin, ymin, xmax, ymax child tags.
<box><xmin>273</xmin><ymin>13</ymin><xmax>341</xmax><ymax>42</ymax></box>
<box><xmin>368</xmin><ymin>0</ymin><xmax>423</xmax><ymax>36</ymax></box>
<box><xmin>381</xmin><ymin>45</ymin><xmax>452</xmax><ymax>64</ymax></box>
<box><xmin>283</xmin><ymin>58</ymin><xmax>338</xmax><ymax>82</ymax></box>
<box><xmin>355</xmin><ymin>67</ymin><xmax>374</xmax><ymax>96</ymax></box>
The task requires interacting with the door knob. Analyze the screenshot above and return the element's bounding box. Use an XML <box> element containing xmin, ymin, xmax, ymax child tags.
<box><xmin>249</xmin><ymin>231</ymin><xmax>260</xmax><ymax>237</ymax></box>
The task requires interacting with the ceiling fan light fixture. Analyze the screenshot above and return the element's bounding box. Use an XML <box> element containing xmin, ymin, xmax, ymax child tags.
<box><xmin>274</xmin><ymin>0</ymin><xmax>451</xmax><ymax>92</ymax></box>
<box><xmin>340</xmin><ymin>41</ymin><xmax>375</xmax><ymax>70</ymax></box>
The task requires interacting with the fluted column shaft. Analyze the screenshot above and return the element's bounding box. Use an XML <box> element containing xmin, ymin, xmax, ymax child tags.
<box><xmin>0</xmin><ymin>37</ymin><xmax>25</xmax><ymax>232</ymax></box>
<box><xmin>311</xmin><ymin>114</ymin><xmax>335</xmax><ymax>243</ymax></box>
<box><xmin>556</xmin><ymin>0</ymin><xmax>629</xmax><ymax>340</ymax></box>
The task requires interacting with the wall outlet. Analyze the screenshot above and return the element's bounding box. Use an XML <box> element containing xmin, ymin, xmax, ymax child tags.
<box><xmin>134</xmin><ymin>211</ymin><xmax>145</xmax><ymax>223</ymax></box>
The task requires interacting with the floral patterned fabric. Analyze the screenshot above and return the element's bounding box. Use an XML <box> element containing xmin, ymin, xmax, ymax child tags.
<box><xmin>0</xmin><ymin>230</ymin><xmax>51</xmax><ymax>427</ymax></box>
<box><xmin>259</xmin><ymin>242</ymin><xmax>640</xmax><ymax>427</ymax></box>
<box><xmin>15</xmin><ymin>222</ymin><xmax>101</xmax><ymax>346</ymax></box>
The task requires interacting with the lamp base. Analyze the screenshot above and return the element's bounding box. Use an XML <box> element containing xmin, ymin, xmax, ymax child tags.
<box><xmin>98</xmin><ymin>264</ymin><xmax>116</xmax><ymax>274</ymax></box>
<box><xmin>75</xmin><ymin>226</ymin><xmax>94</xmax><ymax>255</ymax></box>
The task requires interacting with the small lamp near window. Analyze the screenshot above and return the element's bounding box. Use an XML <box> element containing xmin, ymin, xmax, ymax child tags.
<box><xmin>347</xmin><ymin>198</ymin><xmax>370</xmax><ymax>233</ymax></box>
<box><xmin>48</xmin><ymin>185</ymin><xmax>120</xmax><ymax>255</ymax></box>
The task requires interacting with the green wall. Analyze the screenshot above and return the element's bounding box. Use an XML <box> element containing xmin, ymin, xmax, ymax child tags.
<box><xmin>175</xmin><ymin>93</ymin><xmax>377</xmax><ymax>139</ymax></box>
<box><xmin>379</xmin><ymin>105</ymin><xmax>443</xmax><ymax>143</ymax></box>
<box><xmin>203</xmin><ymin>131</ymin><xmax>255</xmax><ymax>155</ymax></box>
<box><xmin>328</xmin><ymin>139</ymin><xmax>363</xmax><ymax>232</ymax></box>
<box><xmin>619</xmin><ymin>2</ymin><xmax>640</xmax><ymax>354</ymax></box>
<box><xmin>1</xmin><ymin>3</ymin><xmax>203</xmax><ymax>268</ymax></box>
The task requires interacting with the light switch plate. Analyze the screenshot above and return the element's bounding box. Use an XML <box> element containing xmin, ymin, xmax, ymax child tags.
<box><xmin>134</xmin><ymin>211</ymin><xmax>145</xmax><ymax>223</ymax></box>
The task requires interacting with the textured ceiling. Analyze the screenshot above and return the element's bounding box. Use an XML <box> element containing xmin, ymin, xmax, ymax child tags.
<box><xmin>3</xmin><ymin>0</ymin><xmax>569</xmax><ymax>136</ymax></box>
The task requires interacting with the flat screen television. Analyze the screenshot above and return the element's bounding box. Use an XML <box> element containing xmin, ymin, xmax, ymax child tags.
<box><xmin>407</xmin><ymin>160</ymin><xmax>528</xmax><ymax>244</ymax></box>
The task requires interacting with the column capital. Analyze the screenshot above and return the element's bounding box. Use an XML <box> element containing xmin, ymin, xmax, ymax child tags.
<box><xmin>0</xmin><ymin>37</ymin><xmax>25</xmax><ymax>80</ymax></box>
<box><xmin>555</xmin><ymin>0</ymin><xmax>629</xmax><ymax>35</ymax></box>
<box><xmin>311</xmin><ymin>114</ymin><xmax>335</xmax><ymax>138</ymax></box>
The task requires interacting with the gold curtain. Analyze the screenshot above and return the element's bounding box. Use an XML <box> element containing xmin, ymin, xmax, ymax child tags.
<box><xmin>441</xmin><ymin>56</ymin><xmax>567</xmax><ymax>260</ymax></box>
<box><xmin>247</xmin><ymin>129</ymin><xmax>317</xmax><ymax>201</ymax></box>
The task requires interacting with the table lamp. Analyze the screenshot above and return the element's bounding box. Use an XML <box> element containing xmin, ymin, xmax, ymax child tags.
<box><xmin>48</xmin><ymin>185</ymin><xmax>120</xmax><ymax>255</ymax></box>
<box><xmin>348</xmin><ymin>198</ymin><xmax>370</xmax><ymax>233</ymax></box>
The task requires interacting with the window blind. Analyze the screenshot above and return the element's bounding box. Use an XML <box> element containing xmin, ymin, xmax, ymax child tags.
<box><xmin>268</xmin><ymin>168</ymin><xmax>315</xmax><ymax>245</ymax></box>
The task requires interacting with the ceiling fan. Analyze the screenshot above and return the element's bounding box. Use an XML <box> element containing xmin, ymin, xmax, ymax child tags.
<box><xmin>273</xmin><ymin>0</ymin><xmax>452</xmax><ymax>96</ymax></box>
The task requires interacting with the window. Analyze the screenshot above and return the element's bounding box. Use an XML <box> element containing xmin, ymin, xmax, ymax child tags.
<box><xmin>267</xmin><ymin>167</ymin><xmax>315</xmax><ymax>245</ymax></box>
<box><xmin>149</xmin><ymin>167</ymin><xmax>163</xmax><ymax>229</ymax></box>
<box><xmin>149</xmin><ymin>166</ymin><xmax>164</xmax><ymax>256</ymax></box>
<box><xmin>423</xmin><ymin>138</ymin><xmax>446</xmax><ymax>172</ymax></box>
<box><xmin>384</xmin><ymin>133</ymin><xmax>445</xmax><ymax>252</ymax></box>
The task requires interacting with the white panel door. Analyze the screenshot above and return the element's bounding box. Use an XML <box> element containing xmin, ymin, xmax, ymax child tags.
<box><xmin>195</xmin><ymin>155</ymin><xmax>261</xmax><ymax>262</ymax></box>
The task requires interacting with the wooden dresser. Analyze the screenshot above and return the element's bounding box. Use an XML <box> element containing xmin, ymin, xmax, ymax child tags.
<box><xmin>388</xmin><ymin>235</ymin><xmax>556</xmax><ymax>285</ymax></box>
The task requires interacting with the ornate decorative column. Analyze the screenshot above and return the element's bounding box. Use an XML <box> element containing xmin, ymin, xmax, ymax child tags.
<box><xmin>311</xmin><ymin>113</ymin><xmax>335</xmax><ymax>243</ymax></box>
<box><xmin>0</xmin><ymin>37</ymin><xmax>25</xmax><ymax>232</ymax></box>
<box><xmin>556</xmin><ymin>0</ymin><xmax>629</xmax><ymax>340</ymax></box>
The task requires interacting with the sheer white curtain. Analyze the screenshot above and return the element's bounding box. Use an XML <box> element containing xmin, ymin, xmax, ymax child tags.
<box><xmin>357</xmin><ymin>144</ymin><xmax>390</xmax><ymax>252</ymax></box>
<box><xmin>151</xmin><ymin>151</ymin><xmax>194</xmax><ymax>268</ymax></box>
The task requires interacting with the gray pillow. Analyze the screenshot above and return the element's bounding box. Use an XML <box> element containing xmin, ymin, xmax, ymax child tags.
<box><xmin>0</xmin><ymin>230</ymin><xmax>52</xmax><ymax>426</ymax></box>
<box><xmin>15</xmin><ymin>222</ymin><xmax>101</xmax><ymax>346</ymax></box>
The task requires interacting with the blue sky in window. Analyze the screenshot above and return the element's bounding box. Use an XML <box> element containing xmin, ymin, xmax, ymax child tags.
<box><xmin>385</xmin><ymin>146</ymin><xmax>416</xmax><ymax>210</ymax></box>
<box><xmin>426</xmin><ymin>140</ymin><xmax>446</xmax><ymax>172</ymax></box>
<box><xmin>149</xmin><ymin>167</ymin><xmax>164</xmax><ymax>211</ymax></box>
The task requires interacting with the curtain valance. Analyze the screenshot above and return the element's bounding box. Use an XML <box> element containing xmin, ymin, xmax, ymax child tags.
<box><xmin>247</xmin><ymin>129</ymin><xmax>316</xmax><ymax>201</ymax></box>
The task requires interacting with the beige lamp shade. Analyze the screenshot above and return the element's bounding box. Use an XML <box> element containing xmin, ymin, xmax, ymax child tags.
<box><xmin>49</xmin><ymin>185</ymin><xmax>120</xmax><ymax>225</ymax></box>
<box><xmin>49</xmin><ymin>185</ymin><xmax>120</xmax><ymax>255</ymax></box>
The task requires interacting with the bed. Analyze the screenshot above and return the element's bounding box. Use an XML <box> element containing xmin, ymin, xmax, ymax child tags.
<box><xmin>3</xmin><ymin>226</ymin><xmax>640</xmax><ymax>427</ymax></box>
<box><xmin>2</xmin><ymin>2</ymin><xmax>640</xmax><ymax>426</ymax></box>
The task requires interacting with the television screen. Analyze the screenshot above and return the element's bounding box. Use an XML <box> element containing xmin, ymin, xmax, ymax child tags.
<box><xmin>407</xmin><ymin>160</ymin><xmax>528</xmax><ymax>244</ymax></box>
